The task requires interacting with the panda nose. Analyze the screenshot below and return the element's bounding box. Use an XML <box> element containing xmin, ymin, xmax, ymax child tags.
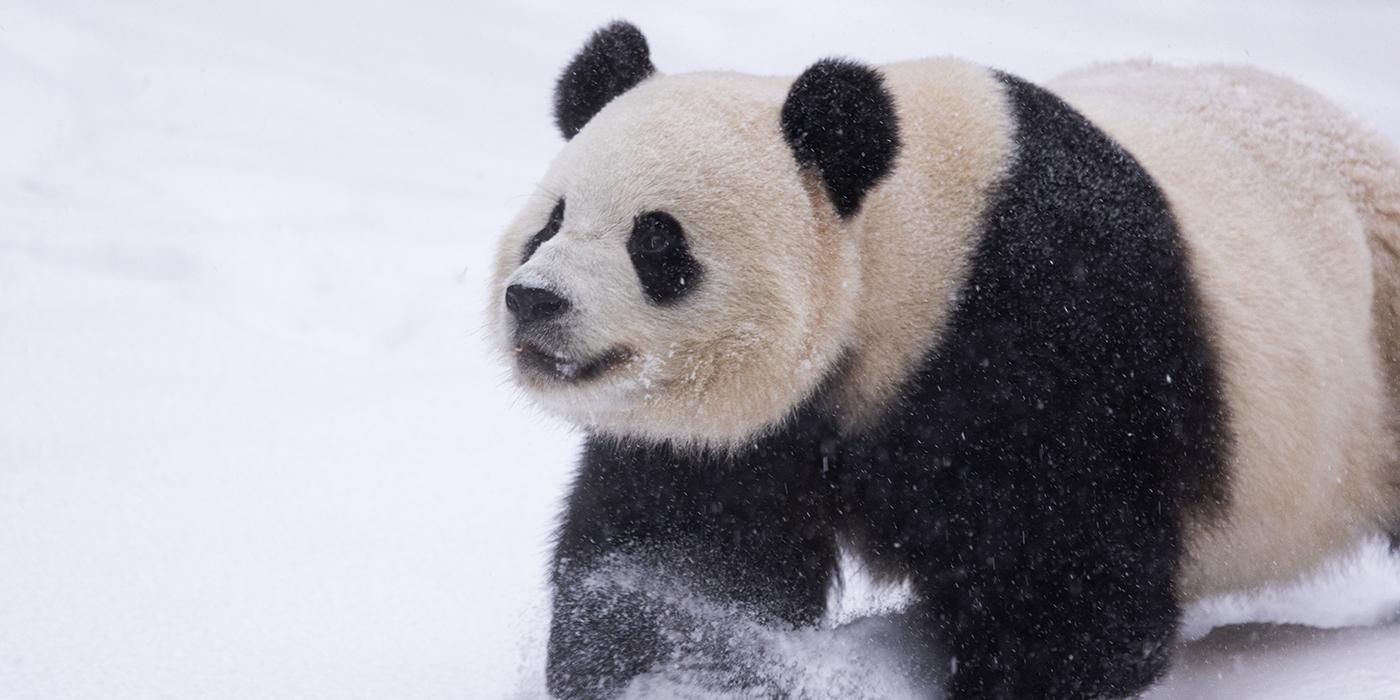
<box><xmin>505</xmin><ymin>284</ymin><xmax>570</xmax><ymax>324</ymax></box>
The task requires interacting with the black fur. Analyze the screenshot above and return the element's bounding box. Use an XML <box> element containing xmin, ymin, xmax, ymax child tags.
<box><xmin>545</xmin><ymin>72</ymin><xmax>1230</xmax><ymax>699</ymax></box>
<box><xmin>521</xmin><ymin>199</ymin><xmax>565</xmax><ymax>264</ymax></box>
<box><xmin>554</xmin><ymin>22</ymin><xmax>655</xmax><ymax>140</ymax></box>
<box><xmin>628</xmin><ymin>211</ymin><xmax>702</xmax><ymax>304</ymax></box>
<box><xmin>840</xmin><ymin>72</ymin><xmax>1231</xmax><ymax>698</ymax></box>
<box><xmin>548</xmin><ymin>418</ymin><xmax>842</xmax><ymax>698</ymax></box>
<box><xmin>781</xmin><ymin>58</ymin><xmax>900</xmax><ymax>219</ymax></box>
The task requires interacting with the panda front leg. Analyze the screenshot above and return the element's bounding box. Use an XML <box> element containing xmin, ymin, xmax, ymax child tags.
<box><xmin>545</xmin><ymin>436</ymin><xmax>837</xmax><ymax>699</ymax></box>
<box><xmin>923</xmin><ymin>492</ymin><xmax>1182</xmax><ymax>699</ymax></box>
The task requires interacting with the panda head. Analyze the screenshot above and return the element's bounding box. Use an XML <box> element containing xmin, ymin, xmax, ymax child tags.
<box><xmin>490</xmin><ymin>22</ymin><xmax>900</xmax><ymax>448</ymax></box>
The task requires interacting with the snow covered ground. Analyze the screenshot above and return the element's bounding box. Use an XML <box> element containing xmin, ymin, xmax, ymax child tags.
<box><xmin>3</xmin><ymin>1</ymin><xmax>1399</xmax><ymax>698</ymax></box>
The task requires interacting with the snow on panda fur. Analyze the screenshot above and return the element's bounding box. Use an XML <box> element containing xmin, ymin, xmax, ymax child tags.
<box><xmin>488</xmin><ymin>21</ymin><xmax>1400</xmax><ymax>699</ymax></box>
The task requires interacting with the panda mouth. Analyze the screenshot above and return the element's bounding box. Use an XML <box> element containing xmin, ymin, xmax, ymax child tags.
<box><xmin>515</xmin><ymin>343</ymin><xmax>631</xmax><ymax>383</ymax></box>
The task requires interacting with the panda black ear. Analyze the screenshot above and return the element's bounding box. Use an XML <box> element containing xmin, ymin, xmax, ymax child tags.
<box><xmin>553</xmin><ymin>21</ymin><xmax>656</xmax><ymax>140</ymax></box>
<box><xmin>781</xmin><ymin>59</ymin><xmax>900</xmax><ymax>219</ymax></box>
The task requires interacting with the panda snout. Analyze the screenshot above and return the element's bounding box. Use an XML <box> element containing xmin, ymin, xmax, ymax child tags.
<box><xmin>505</xmin><ymin>284</ymin><xmax>571</xmax><ymax>326</ymax></box>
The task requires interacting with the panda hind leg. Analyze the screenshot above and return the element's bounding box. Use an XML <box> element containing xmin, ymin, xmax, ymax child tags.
<box><xmin>917</xmin><ymin>553</ymin><xmax>1176</xmax><ymax>700</ymax></box>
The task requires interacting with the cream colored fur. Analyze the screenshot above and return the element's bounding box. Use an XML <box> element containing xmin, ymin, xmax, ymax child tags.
<box><xmin>823</xmin><ymin>61</ymin><xmax>1014</xmax><ymax>429</ymax></box>
<box><xmin>1051</xmin><ymin>63</ymin><xmax>1400</xmax><ymax>599</ymax></box>
<box><xmin>492</xmin><ymin>57</ymin><xmax>1400</xmax><ymax>600</ymax></box>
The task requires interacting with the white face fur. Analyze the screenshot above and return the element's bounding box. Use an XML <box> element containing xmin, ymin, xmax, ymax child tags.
<box><xmin>489</xmin><ymin>74</ymin><xmax>863</xmax><ymax>449</ymax></box>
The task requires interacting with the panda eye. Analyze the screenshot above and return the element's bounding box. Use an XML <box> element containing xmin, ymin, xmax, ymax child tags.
<box><xmin>546</xmin><ymin>199</ymin><xmax>565</xmax><ymax>228</ymax></box>
<box><xmin>521</xmin><ymin>198</ymin><xmax>565</xmax><ymax>264</ymax></box>
<box><xmin>633</xmin><ymin>214</ymin><xmax>679</xmax><ymax>255</ymax></box>
<box><xmin>628</xmin><ymin>211</ymin><xmax>702</xmax><ymax>305</ymax></box>
<box><xmin>631</xmin><ymin>212</ymin><xmax>682</xmax><ymax>256</ymax></box>
<box><xmin>640</xmin><ymin>228</ymin><xmax>673</xmax><ymax>255</ymax></box>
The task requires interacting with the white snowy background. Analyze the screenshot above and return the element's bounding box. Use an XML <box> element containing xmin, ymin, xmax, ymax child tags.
<box><xmin>3</xmin><ymin>1</ymin><xmax>1399</xmax><ymax>698</ymax></box>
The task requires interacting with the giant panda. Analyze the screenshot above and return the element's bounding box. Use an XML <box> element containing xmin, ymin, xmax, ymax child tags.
<box><xmin>489</xmin><ymin>21</ymin><xmax>1400</xmax><ymax>699</ymax></box>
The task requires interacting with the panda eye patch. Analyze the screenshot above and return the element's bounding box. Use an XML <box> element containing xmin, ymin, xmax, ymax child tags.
<box><xmin>629</xmin><ymin>211</ymin><xmax>701</xmax><ymax>305</ymax></box>
<box><xmin>521</xmin><ymin>198</ymin><xmax>565</xmax><ymax>264</ymax></box>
